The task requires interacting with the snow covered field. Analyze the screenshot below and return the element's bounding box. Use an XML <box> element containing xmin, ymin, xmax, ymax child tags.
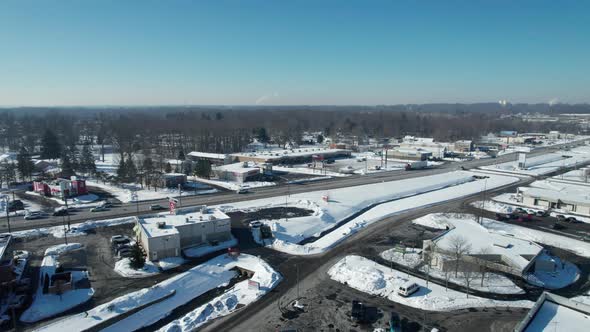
<box><xmin>38</xmin><ymin>254</ymin><xmax>280</xmax><ymax>332</ymax></box>
<box><xmin>21</xmin><ymin>243</ymin><xmax>94</xmax><ymax>323</ymax></box>
<box><xmin>231</xmin><ymin>171</ymin><xmax>518</xmax><ymax>255</ymax></box>
<box><xmin>6</xmin><ymin>216</ymin><xmax>137</xmax><ymax>239</ymax></box>
<box><xmin>86</xmin><ymin>180</ymin><xmax>218</xmax><ymax>203</ymax></box>
<box><xmin>379</xmin><ymin>248</ymin><xmax>525</xmax><ymax>294</ymax></box>
<box><xmin>328</xmin><ymin>255</ymin><xmax>533</xmax><ymax>311</ymax></box>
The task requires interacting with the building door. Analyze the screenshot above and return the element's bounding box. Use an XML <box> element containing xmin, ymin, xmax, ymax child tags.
<box><xmin>151</xmin><ymin>251</ymin><xmax>157</xmax><ymax>261</ymax></box>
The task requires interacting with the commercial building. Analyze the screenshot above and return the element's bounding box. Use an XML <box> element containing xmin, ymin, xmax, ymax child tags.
<box><xmin>399</xmin><ymin>136</ymin><xmax>448</xmax><ymax>158</ymax></box>
<box><xmin>386</xmin><ymin>148</ymin><xmax>432</xmax><ymax>161</ymax></box>
<box><xmin>518</xmin><ymin>184</ymin><xmax>590</xmax><ymax>216</ymax></box>
<box><xmin>187</xmin><ymin>151</ymin><xmax>233</xmax><ymax>165</ymax></box>
<box><xmin>212</xmin><ymin>162</ymin><xmax>266</xmax><ymax>184</ymax></box>
<box><xmin>32</xmin><ymin>176</ymin><xmax>88</xmax><ymax>199</ymax></box>
<box><xmin>134</xmin><ymin>207</ymin><xmax>232</xmax><ymax>261</ymax></box>
<box><xmin>514</xmin><ymin>292</ymin><xmax>590</xmax><ymax>332</ymax></box>
<box><xmin>232</xmin><ymin>148</ymin><xmax>351</xmax><ymax>165</ymax></box>
<box><xmin>453</xmin><ymin>140</ymin><xmax>474</xmax><ymax>153</ymax></box>
<box><xmin>161</xmin><ymin>173</ymin><xmax>187</xmax><ymax>188</ymax></box>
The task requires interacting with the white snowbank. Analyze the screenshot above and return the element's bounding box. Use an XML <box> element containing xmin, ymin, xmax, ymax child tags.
<box><xmin>86</xmin><ymin>180</ymin><xmax>218</xmax><ymax>203</ymax></box>
<box><xmin>190</xmin><ymin>176</ymin><xmax>276</xmax><ymax>191</ymax></box>
<box><xmin>328</xmin><ymin>255</ymin><xmax>532</xmax><ymax>311</ymax></box>
<box><xmin>114</xmin><ymin>258</ymin><xmax>160</xmax><ymax>278</ymax></box>
<box><xmin>241</xmin><ymin>171</ymin><xmax>518</xmax><ymax>255</ymax></box>
<box><xmin>39</xmin><ymin>254</ymin><xmax>280</xmax><ymax>332</ymax></box>
<box><xmin>183</xmin><ymin>237</ymin><xmax>238</xmax><ymax>258</ymax></box>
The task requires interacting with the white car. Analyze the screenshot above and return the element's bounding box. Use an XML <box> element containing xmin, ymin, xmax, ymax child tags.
<box><xmin>397</xmin><ymin>281</ymin><xmax>419</xmax><ymax>297</ymax></box>
<box><xmin>90</xmin><ymin>206</ymin><xmax>108</xmax><ymax>212</ymax></box>
<box><xmin>24</xmin><ymin>211</ymin><xmax>43</xmax><ymax>220</ymax></box>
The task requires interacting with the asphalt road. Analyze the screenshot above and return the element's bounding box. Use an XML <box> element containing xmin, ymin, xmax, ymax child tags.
<box><xmin>1</xmin><ymin>144</ymin><xmax>556</xmax><ymax>234</ymax></box>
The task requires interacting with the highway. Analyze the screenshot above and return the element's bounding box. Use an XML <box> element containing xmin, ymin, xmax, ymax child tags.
<box><xmin>0</xmin><ymin>142</ymin><xmax>578</xmax><ymax>234</ymax></box>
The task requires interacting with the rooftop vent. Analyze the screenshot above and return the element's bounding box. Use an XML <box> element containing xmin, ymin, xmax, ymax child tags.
<box><xmin>157</xmin><ymin>221</ymin><xmax>166</xmax><ymax>229</ymax></box>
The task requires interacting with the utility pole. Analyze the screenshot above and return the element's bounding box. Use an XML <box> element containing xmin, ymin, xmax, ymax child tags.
<box><xmin>296</xmin><ymin>263</ymin><xmax>300</xmax><ymax>299</ymax></box>
<box><xmin>178</xmin><ymin>184</ymin><xmax>182</xmax><ymax>208</ymax></box>
<box><xmin>5</xmin><ymin>197</ymin><xmax>11</xmax><ymax>234</ymax></box>
<box><xmin>64</xmin><ymin>196</ymin><xmax>71</xmax><ymax>231</ymax></box>
<box><xmin>62</xmin><ymin>215</ymin><xmax>68</xmax><ymax>245</ymax></box>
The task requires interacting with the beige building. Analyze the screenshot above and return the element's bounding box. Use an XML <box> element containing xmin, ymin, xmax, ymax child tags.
<box><xmin>134</xmin><ymin>207</ymin><xmax>232</xmax><ymax>261</ymax></box>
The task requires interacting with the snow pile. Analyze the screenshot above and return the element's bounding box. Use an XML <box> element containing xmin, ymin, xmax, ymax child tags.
<box><xmin>380</xmin><ymin>248</ymin><xmax>524</xmax><ymax>295</ymax></box>
<box><xmin>470</xmin><ymin>200</ymin><xmax>516</xmax><ymax>214</ymax></box>
<box><xmin>287</xmin><ymin>176</ymin><xmax>333</xmax><ymax>184</ymax></box>
<box><xmin>190</xmin><ymin>176</ymin><xmax>276</xmax><ymax>191</ymax></box>
<box><xmin>157</xmin><ymin>256</ymin><xmax>186</xmax><ymax>271</ymax></box>
<box><xmin>229</xmin><ymin>171</ymin><xmax>518</xmax><ymax>255</ymax></box>
<box><xmin>273</xmin><ymin>165</ymin><xmax>350</xmax><ymax>177</ymax></box>
<box><xmin>20</xmin><ymin>243</ymin><xmax>94</xmax><ymax>323</ymax></box>
<box><xmin>158</xmin><ymin>255</ymin><xmax>281</xmax><ymax>332</ymax></box>
<box><xmin>114</xmin><ymin>258</ymin><xmax>160</xmax><ymax>278</ymax></box>
<box><xmin>328</xmin><ymin>255</ymin><xmax>532</xmax><ymax>311</ymax></box>
<box><xmin>41</xmin><ymin>254</ymin><xmax>280</xmax><ymax>332</ymax></box>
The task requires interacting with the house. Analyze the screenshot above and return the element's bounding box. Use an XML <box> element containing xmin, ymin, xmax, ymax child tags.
<box><xmin>514</xmin><ymin>292</ymin><xmax>590</xmax><ymax>332</ymax></box>
<box><xmin>134</xmin><ymin>206</ymin><xmax>232</xmax><ymax>261</ymax></box>
<box><xmin>33</xmin><ymin>176</ymin><xmax>88</xmax><ymax>199</ymax></box>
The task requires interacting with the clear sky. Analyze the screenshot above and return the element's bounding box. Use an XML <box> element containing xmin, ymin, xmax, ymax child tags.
<box><xmin>1</xmin><ymin>0</ymin><xmax>589</xmax><ymax>106</ymax></box>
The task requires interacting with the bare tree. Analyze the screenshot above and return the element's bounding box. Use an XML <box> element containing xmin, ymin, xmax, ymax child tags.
<box><xmin>448</xmin><ymin>235</ymin><xmax>472</xmax><ymax>277</ymax></box>
<box><xmin>462</xmin><ymin>269</ymin><xmax>476</xmax><ymax>298</ymax></box>
<box><xmin>477</xmin><ymin>247</ymin><xmax>492</xmax><ymax>287</ymax></box>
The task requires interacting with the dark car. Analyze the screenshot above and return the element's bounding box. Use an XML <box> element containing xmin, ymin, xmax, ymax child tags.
<box><xmin>514</xmin><ymin>208</ymin><xmax>527</xmax><ymax>215</ymax></box>
<box><xmin>7</xmin><ymin>200</ymin><xmax>24</xmax><ymax>212</ymax></box>
<box><xmin>566</xmin><ymin>217</ymin><xmax>579</xmax><ymax>223</ymax></box>
<box><xmin>556</xmin><ymin>214</ymin><xmax>567</xmax><ymax>222</ymax></box>
<box><xmin>535</xmin><ymin>210</ymin><xmax>549</xmax><ymax>217</ymax></box>
<box><xmin>150</xmin><ymin>204</ymin><xmax>166</xmax><ymax>211</ymax></box>
<box><xmin>496</xmin><ymin>213</ymin><xmax>511</xmax><ymax>221</ymax></box>
<box><xmin>552</xmin><ymin>223</ymin><xmax>566</xmax><ymax>230</ymax></box>
<box><xmin>52</xmin><ymin>208</ymin><xmax>69</xmax><ymax>216</ymax></box>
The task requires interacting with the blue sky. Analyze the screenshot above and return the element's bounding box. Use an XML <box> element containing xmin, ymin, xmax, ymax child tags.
<box><xmin>1</xmin><ymin>0</ymin><xmax>589</xmax><ymax>106</ymax></box>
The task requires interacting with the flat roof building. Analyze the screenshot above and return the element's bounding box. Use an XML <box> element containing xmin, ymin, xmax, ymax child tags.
<box><xmin>514</xmin><ymin>292</ymin><xmax>590</xmax><ymax>332</ymax></box>
<box><xmin>232</xmin><ymin>148</ymin><xmax>351</xmax><ymax>165</ymax></box>
<box><xmin>134</xmin><ymin>207</ymin><xmax>232</xmax><ymax>261</ymax></box>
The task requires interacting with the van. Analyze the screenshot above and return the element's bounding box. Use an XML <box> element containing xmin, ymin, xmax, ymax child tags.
<box><xmin>397</xmin><ymin>281</ymin><xmax>419</xmax><ymax>297</ymax></box>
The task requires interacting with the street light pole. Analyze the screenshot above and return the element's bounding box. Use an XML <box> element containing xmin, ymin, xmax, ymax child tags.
<box><xmin>5</xmin><ymin>197</ymin><xmax>11</xmax><ymax>234</ymax></box>
<box><xmin>62</xmin><ymin>215</ymin><xmax>68</xmax><ymax>245</ymax></box>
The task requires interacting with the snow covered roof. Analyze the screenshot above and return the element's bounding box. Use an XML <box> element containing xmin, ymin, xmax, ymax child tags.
<box><xmin>232</xmin><ymin>148</ymin><xmax>350</xmax><ymax>161</ymax></box>
<box><xmin>214</xmin><ymin>162</ymin><xmax>260</xmax><ymax>174</ymax></box>
<box><xmin>0</xmin><ymin>234</ymin><xmax>11</xmax><ymax>261</ymax></box>
<box><xmin>515</xmin><ymin>292</ymin><xmax>590</xmax><ymax>332</ymax></box>
<box><xmin>137</xmin><ymin>208</ymin><xmax>230</xmax><ymax>238</ymax></box>
<box><xmin>187</xmin><ymin>151</ymin><xmax>229</xmax><ymax>160</ymax></box>
<box><xmin>431</xmin><ymin>215</ymin><xmax>543</xmax><ymax>271</ymax></box>
<box><xmin>0</xmin><ymin>152</ymin><xmax>17</xmax><ymax>163</ymax></box>
<box><xmin>521</xmin><ymin>184</ymin><xmax>590</xmax><ymax>206</ymax></box>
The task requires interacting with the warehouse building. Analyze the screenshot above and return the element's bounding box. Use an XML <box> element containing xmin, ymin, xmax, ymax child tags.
<box><xmin>212</xmin><ymin>162</ymin><xmax>269</xmax><ymax>183</ymax></box>
<box><xmin>134</xmin><ymin>207</ymin><xmax>232</xmax><ymax>261</ymax></box>
<box><xmin>518</xmin><ymin>185</ymin><xmax>590</xmax><ymax>216</ymax></box>
<box><xmin>232</xmin><ymin>148</ymin><xmax>351</xmax><ymax>165</ymax></box>
<box><xmin>187</xmin><ymin>151</ymin><xmax>233</xmax><ymax>165</ymax></box>
<box><xmin>386</xmin><ymin>148</ymin><xmax>432</xmax><ymax>161</ymax></box>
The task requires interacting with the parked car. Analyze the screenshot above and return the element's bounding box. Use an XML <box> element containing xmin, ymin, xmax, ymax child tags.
<box><xmin>7</xmin><ymin>200</ymin><xmax>24</xmax><ymax>212</ymax></box>
<box><xmin>556</xmin><ymin>214</ymin><xmax>567</xmax><ymax>222</ymax></box>
<box><xmin>52</xmin><ymin>207</ymin><xmax>69</xmax><ymax>216</ymax></box>
<box><xmin>514</xmin><ymin>208</ymin><xmax>527</xmax><ymax>215</ymax></box>
<box><xmin>111</xmin><ymin>235</ymin><xmax>131</xmax><ymax>245</ymax></box>
<box><xmin>24</xmin><ymin>210</ymin><xmax>43</xmax><ymax>220</ymax></box>
<box><xmin>249</xmin><ymin>221</ymin><xmax>262</xmax><ymax>228</ymax></box>
<box><xmin>325</xmin><ymin>159</ymin><xmax>335</xmax><ymax>164</ymax></box>
<box><xmin>496</xmin><ymin>213</ymin><xmax>512</xmax><ymax>221</ymax></box>
<box><xmin>552</xmin><ymin>223</ymin><xmax>566</xmax><ymax>230</ymax></box>
<box><xmin>518</xmin><ymin>214</ymin><xmax>533</xmax><ymax>222</ymax></box>
<box><xmin>117</xmin><ymin>248</ymin><xmax>134</xmax><ymax>258</ymax></box>
<box><xmin>150</xmin><ymin>204</ymin><xmax>166</xmax><ymax>211</ymax></box>
<box><xmin>115</xmin><ymin>243</ymin><xmax>132</xmax><ymax>253</ymax></box>
<box><xmin>90</xmin><ymin>206</ymin><xmax>108</xmax><ymax>212</ymax></box>
<box><xmin>566</xmin><ymin>217</ymin><xmax>579</xmax><ymax>223</ymax></box>
<box><xmin>397</xmin><ymin>281</ymin><xmax>420</xmax><ymax>297</ymax></box>
<box><xmin>535</xmin><ymin>210</ymin><xmax>549</xmax><ymax>217</ymax></box>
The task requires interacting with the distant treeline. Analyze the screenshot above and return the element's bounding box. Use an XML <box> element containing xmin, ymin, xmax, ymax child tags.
<box><xmin>0</xmin><ymin>105</ymin><xmax>584</xmax><ymax>159</ymax></box>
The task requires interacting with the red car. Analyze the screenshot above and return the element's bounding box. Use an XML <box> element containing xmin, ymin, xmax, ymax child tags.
<box><xmin>518</xmin><ymin>214</ymin><xmax>534</xmax><ymax>222</ymax></box>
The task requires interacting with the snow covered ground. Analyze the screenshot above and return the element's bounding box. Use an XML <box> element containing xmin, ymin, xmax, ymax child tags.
<box><xmin>20</xmin><ymin>243</ymin><xmax>94</xmax><ymax>323</ymax></box>
<box><xmin>86</xmin><ymin>180</ymin><xmax>218</xmax><ymax>203</ymax></box>
<box><xmin>231</xmin><ymin>171</ymin><xmax>518</xmax><ymax>255</ymax></box>
<box><xmin>379</xmin><ymin>248</ymin><xmax>524</xmax><ymax>294</ymax></box>
<box><xmin>6</xmin><ymin>216</ymin><xmax>137</xmax><ymax>239</ymax></box>
<box><xmin>114</xmin><ymin>258</ymin><xmax>161</xmax><ymax>278</ymax></box>
<box><xmin>328</xmin><ymin>255</ymin><xmax>533</xmax><ymax>311</ymax></box>
<box><xmin>183</xmin><ymin>237</ymin><xmax>238</xmax><ymax>258</ymax></box>
<box><xmin>0</xmin><ymin>193</ymin><xmax>43</xmax><ymax>216</ymax></box>
<box><xmin>273</xmin><ymin>165</ymin><xmax>350</xmax><ymax>177</ymax></box>
<box><xmin>480</xmin><ymin>146</ymin><xmax>590</xmax><ymax>176</ymax></box>
<box><xmin>38</xmin><ymin>254</ymin><xmax>280</xmax><ymax>332</ymax></box>
<box><xmin>189</xmin><ymin>176</ymin><xmax>276</xmax><ymax>191</ymax></box>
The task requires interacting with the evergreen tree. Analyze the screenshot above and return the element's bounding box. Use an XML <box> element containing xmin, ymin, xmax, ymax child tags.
<box><xmin>68</xmin><ymin>144</ymin><xmax>80</xmax><ymax>171</ymax></box>
<box><xmin>116</xmin><ymin>158</ymin><xmax>126</xmax><ymax>182</ymax></box>
<box><xmin>129</xmin><ymin>244</ymin><xmax>145</xmax><ymax>269</ymax></box>
<box><xmin>125</xmin><ymin>158</ymin><xmax>138</xmax><ymax>182</ymax></box>
<box><xmin>40</xmin><ymin>129</ymin><xmax>61</xmax><ymax>159</ymax></box>
<box><xmin>254</xmin><ymin>127</ymin><xmax>269</xmax><ymax>143</ymax></box>
<box><xmin>177</xmin><ymin>150</ymin><xmax>185</xmax><ymax>161</ymax></box>
<box><xmin>164</xmin><ymin>162</ymin><xmax>172</xmax><ymax>173</ymax></box>
<box><xmin>80</xmin><ymin>142</ymin><xmax>96</xmax><ymax>175</ymax></box>
<box><xmin>16</xmin><ymin>147</ymin><xmax>35</xmax><ymax>180</ymax></box>
<box><xmin>60</xmin><ymin>151</ymin><xmax>75</xmax><ymax>178</ymax></box>
<box><xmin>194</xmin><ymin>160</ymin><xmax>211</xmax><ymax>178</ymax></box>
<box><xmin>316</xmin><ymin>134</ymin><xmax>324</xmax><ymax>144</ymax></box>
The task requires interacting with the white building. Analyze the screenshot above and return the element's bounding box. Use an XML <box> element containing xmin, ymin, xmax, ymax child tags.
<box><xmin>518</xmin><ymin>183</ymin><xmax>590</xmax><ymax>216</ymax></box>
<box><xmin>514</xmin><ymin>292</ymin><xmax>590</xmax><ymax>332</ymax></box>
<box><xmin>134</xmin><ymin>207</ymin><xmax>232</xmax><ymax>261</ymax></box>
<box><xmin>212</xmin><ymin>162</ymin><xmax>263</xmax><ymax>184</ymax></box>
